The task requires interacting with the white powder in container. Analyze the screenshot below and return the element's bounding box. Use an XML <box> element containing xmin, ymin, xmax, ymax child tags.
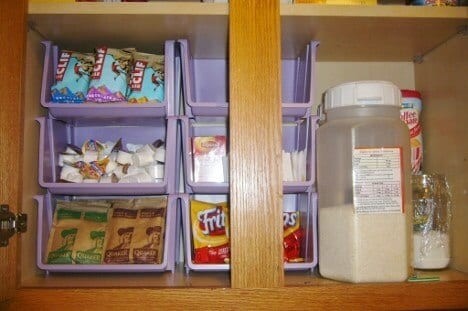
<box><xmin>413</xmin><ymin>230</ymin><xmax>450</xmax><ymax>269</ymax></box>
<box><xmin>319</xmin><ymin>205</ymin><xmax>409</xmax><ymax>283</ymax></box>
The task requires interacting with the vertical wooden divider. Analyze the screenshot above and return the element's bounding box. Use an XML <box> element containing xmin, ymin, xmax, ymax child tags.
<box><xmin>0</xmin><ymin>0</ymin><xmax>27</xmax><ymax>302</ymax></box>
<box><xmin>229</xmin><ymin>0</ymin><xmax>284</xmax><ymax>288</ymax></box>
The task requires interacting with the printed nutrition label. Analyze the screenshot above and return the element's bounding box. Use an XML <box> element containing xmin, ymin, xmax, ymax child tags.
<box><xmin>352</xmin><ymin>148</ymin><xmax>403</xmax><ymax>214</ymax></box>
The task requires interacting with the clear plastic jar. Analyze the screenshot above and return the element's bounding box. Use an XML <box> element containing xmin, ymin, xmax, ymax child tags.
<box><xmin>317</xmin><ymin>81</ymin><xmax>412</xmax><ymax>283</ymax></box>
<box><xmin>412</xmin><ymin>174</ymin><xmax>452</xmax><ymax>269</ymax></box>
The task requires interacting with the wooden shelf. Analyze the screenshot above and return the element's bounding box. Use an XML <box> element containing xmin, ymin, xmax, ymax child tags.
<box><xmin>28</xmin><ymin>2</ymin><xmax>229</xmax><ymax>58</ymax></box>
<box><xmin>28</xmin><ymin>2</ymin><xmax>467</xmax><ymax>60</ymax></box>
<box><xmin>282</xmin><ymin>5</ymin><xmax>467</xmax><ymax>60</ymax></box>
<box><xmin>9</xmin><ymin>269</ymin><xmax>468</xmax><ymax>310</ymax></box>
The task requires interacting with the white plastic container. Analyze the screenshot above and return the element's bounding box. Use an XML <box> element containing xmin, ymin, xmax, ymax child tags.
<box><xmin>317</xmin><ymin>81</ymin><xmax>412</xmax><ymax>283</ymax></box>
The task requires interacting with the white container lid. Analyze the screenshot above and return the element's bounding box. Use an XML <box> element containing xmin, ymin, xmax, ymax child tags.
<box><xmin>324</xmin><ymin>80</ymin><xmax>401</xmax><ymax>110</ymax></box>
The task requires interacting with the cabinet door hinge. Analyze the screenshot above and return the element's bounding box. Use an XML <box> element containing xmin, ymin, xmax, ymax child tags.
<box><xmin>0</xmin><ymin>204</ymin><xmax>27</xmax><ymax>247</ymax></box>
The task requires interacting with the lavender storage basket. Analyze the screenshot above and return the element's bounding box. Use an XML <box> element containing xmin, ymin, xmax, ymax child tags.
<box><xmin>181</xmin><ymin>116</ymin><xmax>317</xmax><ymax>194</ymax></box>
<box><xmin>37</xmin><ymin>116</ymin><xmax>178</xmax><ymax>195</ymax></box>
<box><xmin>40</xmin><ymin>40</ymin><xmax>176</xmax><ymax>120</ymax></box>
<box><xmin>180</xmin><ymin>192</ymin><xmax>317</xmax><ymax>272</ymax></box>
<box><xmin>34</xmin><ymin>193</ymin><xmax>179</xmax><ymax>273</ymax></box>
<box><xmin>181</xmin><ymin>117</ymin><xmax>229</xmax><ymax>193</ymax></box>
<box><xmin>179</xmin><ymin>39</ymin><xmax>318</xmax><ymax>117</ymax></box>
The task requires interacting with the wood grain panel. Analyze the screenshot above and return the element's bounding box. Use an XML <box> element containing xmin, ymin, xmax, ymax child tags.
<box><xmin>0</xmin><ymin>0</ymin><xmax>27</xmax><ymax>302</ymax></box>
<box><xmin>5</xmin><ymin>280</ymin><xmax>468</xmax><ymax>310</ymax></box>
<box><xmin>415</xmin><ymin>35</ymin><xmax>468</xmax><ymax>272</ymax></box>
<box><xmin>229</xmin><ymin>0</ymin><xmax>283</xmax><ymax>288</ymax></box>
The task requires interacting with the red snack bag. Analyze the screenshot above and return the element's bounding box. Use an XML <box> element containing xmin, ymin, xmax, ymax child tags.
<box><xmin>190</xmin><ymin>200</ymin><xmax>230</xmax><ymax>264</ymax></box>
<box><xmin>283</xmin><ymin>211</ymin><xmax>304</xmax><ymax>263</ymax></box>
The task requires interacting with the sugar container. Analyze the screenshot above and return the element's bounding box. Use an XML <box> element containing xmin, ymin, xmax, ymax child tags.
<box><xmin>317</xmin><ymin>80</ymin><xmax>412</xmax><ymax>282</ymax></box>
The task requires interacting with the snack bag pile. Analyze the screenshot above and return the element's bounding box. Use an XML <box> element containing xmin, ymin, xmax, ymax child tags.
<box><xmin>50</xmin><ymin>46</ymin><xmax>165</xmax><ymax>104</ymax></box>
<box><xmin>46</xmin><ymin>197</ymin><xmax>167</xmax><ymax>265</ymax></box>
<box><xmin>59</xmin><ymin>139</ymin><xmax>166</xmax><ymax>184</ymax></box>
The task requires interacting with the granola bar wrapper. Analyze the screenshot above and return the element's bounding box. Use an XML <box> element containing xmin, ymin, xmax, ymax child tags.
<box><xmin>104</xmin><ymin>196</ymin><xmax>167</xmax><ymax>264</ymax></box>
<box><xmin>103</xmin><ymin>206</ymin><xmax>138</xmax><ymax>264</ymax></box>
<box><xmin>46</xmin><ymin>205</ymin><xmax>82</xmax><ymax>264</ymax></box>
<box><xmin>131</xmin><ymin>197</ymin><xmax>167</xmax><ymax>264</ymax></box>
<box><xmin>73</xmin><ymin>207</ymin><xmax>110</xmax><ymax>264</ymax></box>
<box><xmin>127</xmin><ymin>52</ymin><xmax>165</xmax><ymax>104</ymax></box>
<box><xmin>190</xmin><ymin>200</ymin><xmax>230</xmax><ymax>264</ymax></box>
<box><xmin>46</xmin><ymin>200</ymin><xmax>111</xmax><ymax>264</ymax></box>
<box><xmin>86</xmin><ymin>47</ymin><xmax>133</xmax><ymax>103</ymax></box>
<box><xmin>51</xmin><ymin>50</ymin><xmax>94</xmax><ymax>103</ymax></box>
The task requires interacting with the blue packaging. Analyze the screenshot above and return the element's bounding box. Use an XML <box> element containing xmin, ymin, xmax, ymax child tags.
<box><xmin>127</xmin><ymin>52</ymin><xmax>165</xmax><ymax>104</ymax></box>
<box><xmin>86</xmin><ymin>47</ymin><xmax>133</xmax><ymax>103</ymax></box>
<box><xmin>51</xmin><ymin>51</ymin><xmax>94</xmax><ymax>103</ymax></box>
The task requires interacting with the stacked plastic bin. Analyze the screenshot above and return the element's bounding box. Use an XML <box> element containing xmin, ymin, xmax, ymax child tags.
<box><xmin>35</xmin><ymin>41</ymin><xmax>180</xmax><ymax>273</ymax></box>
<box><xmin>178</xmin><ymin>39</ymin><xmax>319</xmax><ymax>272</ymax></box>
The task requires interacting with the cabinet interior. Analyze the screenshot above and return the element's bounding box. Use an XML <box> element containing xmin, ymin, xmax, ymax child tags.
<box><xmin>20</xmin><ymin>3</ymin><xmax>467</xmax><ymax>288</ymax></box>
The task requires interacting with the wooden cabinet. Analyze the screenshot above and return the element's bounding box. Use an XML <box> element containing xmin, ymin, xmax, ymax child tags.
<box><xmin>1</xmin><ymin>1</ymin><xmax>467</xmax><ymax>309</ymax></box>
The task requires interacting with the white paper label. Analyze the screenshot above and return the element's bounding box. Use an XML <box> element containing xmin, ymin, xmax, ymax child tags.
<box><xmin>352</xmin><ymin>148</ymin><xmax>403</xmax><ymax>214</ymax></box>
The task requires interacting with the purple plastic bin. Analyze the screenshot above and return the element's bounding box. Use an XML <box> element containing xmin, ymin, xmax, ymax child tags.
<box><xmin>40</xmin><ymin>41</ymin><xmax>176</xmax><ymax>120</ymax></box>
<box><xmin>181</xmin><ymin>117</ymin><xmax>229</xmax><ymax>193</ymax></box>
<box><xmin>180</xmin><ymin>192</ymin><xmax>317</xmax><ymax>272</ymax></box>
<box><xmin>282</xmin><ymin>115</ymin><xmax>318</xmax><ymax>193</ymax></box>
<box><xmin>181</xmin><ymin>116</ymin><xmax>318</xmax><ymax>194</ymax></box>
<box><xmin>34</xmin><ymin>193</ymin><xmax>179</xmax><ymax>273</ymax></box>
<box><xmin>37</xmin><ymin>116</ymin><xmax>178</xmax><ymax>195</ymax></box>
<box><xmin>179</xmin><ymin>39</ymin><xmax>319</xmax><ymax>117</ymax></box>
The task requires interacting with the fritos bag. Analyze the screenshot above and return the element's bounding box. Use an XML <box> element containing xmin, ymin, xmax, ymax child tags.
<box><xmin>283</xmin><ymin>211</ymin><xmax>304</xmax><ymax>263</ymax></box>
<box><xmin>190</xmin><ymin>200</ymin><xmax>230</xmax><ymax>264</ymax></box>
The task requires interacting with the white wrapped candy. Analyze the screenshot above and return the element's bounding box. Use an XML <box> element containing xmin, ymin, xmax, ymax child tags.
<box><xmin>83</xmin><ymin>179</ymin><xmax>98</xmax><ymax>183</ymax></box>
<box><xmin>135</xmin><ymin>172</ymin><xmax>153</xmax><ymax>183</ymax></box>
<box><xmin>153</xmin><ymin>146</ymin><xmax>165</xmax><ymax>163</ymax></box>
<box><xmin>132</xmin><ymin>150</ymin><xmax>154</xmax><ymax>167</ymax></box>
<box><xmin>126</xmin><ymin>143</ymin><xmax>144</xmax><ymax>153</ymax></box>
<box><xmin>137</xmin><ymin>144</ymin><xmax>155</xmax><ymax>156</ymax></box>
<box><xmin>145</xmin><ymin>163</ymin><xmax>164</xmax><ymax>179</ymax></box>
<box><xmin>58</xmin><ymin>154</ymin><xmax>80</xmax><ymax>167</ymax></box>
<box><xmin>113</xmin><ymin>165</ymin><xmax>127</xmax><ymax>180</ymax></box>
<box><xmin>99</xmin><ymin>175</ymin><xmax>113</xmax><ymax>183</ymax></box>
<box><xmin>105</xmin><ymin>160</ymin><xmax>118</xmax><ymax>174</ymax></box>
<box><xmin>126</xmin><ymin>165</ymin><xmax>146</xmax><ymax>176</ymax></box>
<box><xmin>118</xmin><ymin>174</ymin><xmax>139</xmax><ymax>184</ymax></box>
<box><xmin>83</xmin><ymin>150</ymin><xmax>98</xmax><ymax>163</ymax></box>
<box><xmin>60</xmin><ymin>165</ymin><xmax>83</xmax><ymax>183</ymax></box>
<box><xmin>116</xmin><ymin>150</ymin><xmax>133</xmax><ymax>165</ymax></box>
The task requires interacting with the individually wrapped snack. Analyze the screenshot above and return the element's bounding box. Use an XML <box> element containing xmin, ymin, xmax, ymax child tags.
<box><xmin>46</xmin><ymin>207</ymin><xmax>80</xmax><ymax>264</ymax></box>
<box><xmin>51</xmin><ymin>50</ymin><xmax>94</xmax><ymax>103</ymax></box>
<box><xmin>58</xmin><ymin>138</ymin><xmax>164</xmax><ymax>184</ymax></box>
<box><xmin>190</xmin><ymin>200</ymin><xmax>230</xmax><ymax>264</ymax></box>
<box><xmin>127</xmin><ymin>52</ymin><xmax>165</xmax><ymax>104</ymax></box>
<box><xmin>103</xmin><ymin>207</ymin><xmax>138</xmax><ymax>264</ymax></box>
<box><xmin>73</xmin><ymin>207</ymin><xmax>109</xmax><ymax>264</ymax></box>
<box><xmin>86</xmin><ymin>47</ymin><xmax>133</xmax><ymax>103</ymax></box>
<box><xmin>131</xmin><ymin>197</ymin><xmax>167</xmax><ymax>264</ymax></box>
<box><xmin>104</xmin><ymin>197</ymin><xmax>167</xmax><ymax>264</ymax></box>
<box><xmin>46</xmin><ymin>200</ymin><xmax>111</xmax><ymax>265</ymax></box>
<box><xmin>283</xmin><ymin>211</ymin><xmax>304</xmax><ymax>263</ymax></box>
